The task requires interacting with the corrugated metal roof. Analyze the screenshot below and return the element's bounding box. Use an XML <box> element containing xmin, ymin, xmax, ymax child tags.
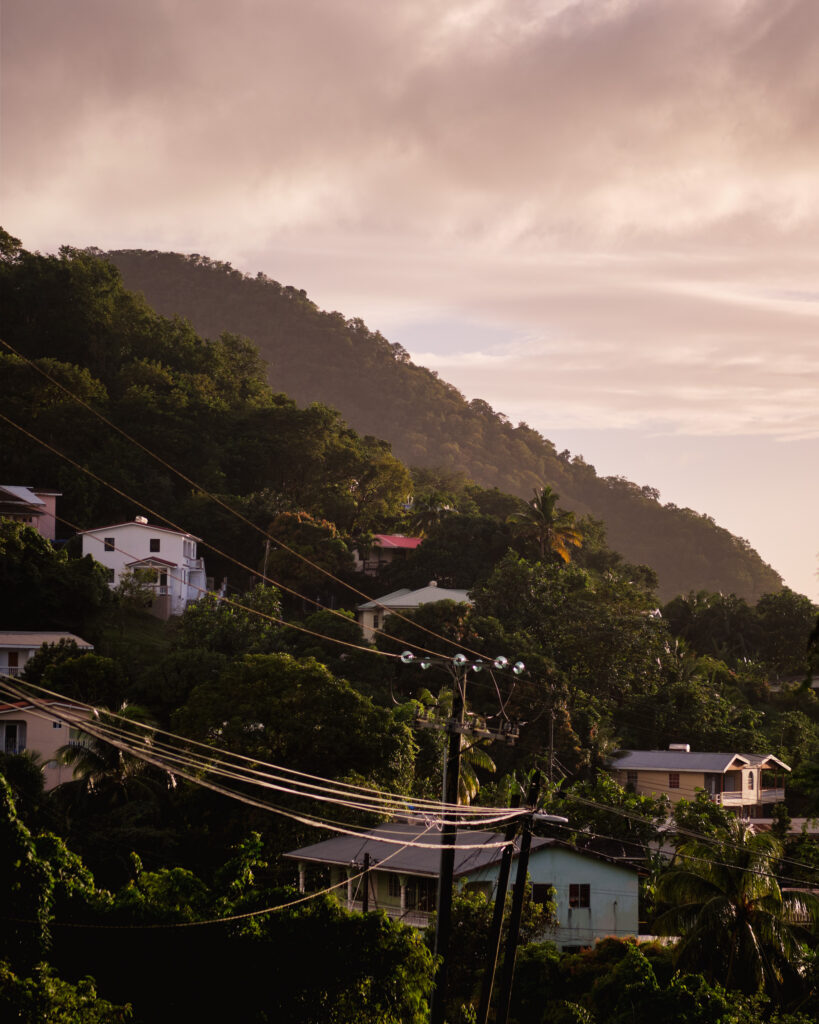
<box><xmin>610</xmin><ymin>750</ymin><xmax>750</xmax><ymax>772</ymax></box>
<box><xmin>357</xmin><ymin>585</ymin><xmax>472</xmax><ymax>611</ymax></box>
<box><xmin>0</xmin><ymin>485</ymin><xmax>46</xmax><ymax>507</ymax></box>
<box><xmin>372</xmin><ymin>534</ymin><xmax>423</xmax><ymax>550</ymax></box>
<box><xmin>0</xmin><ymin>631</ymin><xmax>93</xmax><ymax>650</ymax></box>
<box><xmin>285</xmin><ymin>822</ymin><xmax>636</xmax><ymax>876</ymax></box>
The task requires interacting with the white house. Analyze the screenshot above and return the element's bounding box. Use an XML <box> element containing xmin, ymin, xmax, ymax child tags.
<box><xmin>0</xmin><ymin>485</ymin><xmax>61</xmax><ymax>541</ymax></box>
<box><xmin>285</xmin><ymin>821</ymin><xmax>640</xmax><ymax>950</ymax></box>
<box><xmin>0</xmin><ymin>631</ymin><xmax>93</xmax><ymax>678</ymax></box>
<box><xmin>80</xmin><ymin>517</ymin><xmax>208</xmax><ymax>619</ymax></box>
<box><xmin>0</xmin><ymin>698</ymin><xmax>90</xmax><ymax>790</ymax></box>
<box><xmin>356</xmin><ymin>582</ymin><xmax>472</xmax><ymax>641</ymax></box>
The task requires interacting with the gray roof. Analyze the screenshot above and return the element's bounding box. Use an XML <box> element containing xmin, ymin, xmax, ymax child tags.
<box><xmin>610</xmin><ymin>750</ymin><xmax>790</xmax><ymax>773</ymax></box>
<box><xmin>285</xmin><ymin>822</ymin><xmax>635</xmax><ymax>877</ymax></box>
<box><xmin>0</xmin><ymin>485</ymin><xmax>46</xmax><ymax>507</ymax></box>
<box><xmin>357</xmin><ymin>585</ymin><xmax>472</xmax><ymax>612</ymax></box>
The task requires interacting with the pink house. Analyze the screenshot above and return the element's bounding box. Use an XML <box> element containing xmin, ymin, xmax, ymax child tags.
<box><xmin>0</xmin><ymin>485</ymin><xmax>61</xmax><ymax>541</ymax></box>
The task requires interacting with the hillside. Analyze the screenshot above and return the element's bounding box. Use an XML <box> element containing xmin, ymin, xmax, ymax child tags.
<box><xmin>107</xmin><ymin>248</ymin><xmax>782</xmax><ymax>602</ymax></box>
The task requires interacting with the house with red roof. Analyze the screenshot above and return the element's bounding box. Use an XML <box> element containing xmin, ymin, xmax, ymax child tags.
<box><xmin>352</xmin><ymin>534</ymin><xmax>422</xmax><ymax>576</ymax></box>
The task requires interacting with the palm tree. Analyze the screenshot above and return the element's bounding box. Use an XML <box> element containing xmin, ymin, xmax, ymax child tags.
<box><xmin>507</xmin><ymin>487</ymin><xmax>583</xmax><ymax>563</ymax></box>
<box><xmin>654</xmin><ymin>817</ymin><xmax>818</xmax><ymax>994</ymax></box>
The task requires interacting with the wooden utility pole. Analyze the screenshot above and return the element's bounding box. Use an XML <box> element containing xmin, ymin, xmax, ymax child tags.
<box><xmin>362</xmin><ymin>851</ymin><xmax>370</xmax><ymax>913</ymax></box>
<box><xmin>476</xmin><ymin>794</ymin><xmax>521</xmax><ymax>1024</ymax></box>
<box><xmin>495</xmin><ymin>772</ymin><xmax>542</xmax><ymax>1024</ymax></box>
<box><xmin>430</xmin><ymin>673</ymin><xmax>465</xmax><ymax>1024</ymax></box>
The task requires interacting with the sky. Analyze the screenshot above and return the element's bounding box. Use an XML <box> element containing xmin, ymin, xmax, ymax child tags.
<box><xmin>2</xmin><ymin>0</ymin><xmax>818</xmax><ymax>599</ymax></box>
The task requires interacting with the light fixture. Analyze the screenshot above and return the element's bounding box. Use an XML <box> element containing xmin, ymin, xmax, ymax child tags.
<box><xmin>400</xmin><ymin>651</ymin><xmax>416</xmax><ymax>664</ymax></box>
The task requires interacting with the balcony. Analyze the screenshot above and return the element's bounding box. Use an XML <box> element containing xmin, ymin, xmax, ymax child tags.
<box><xmin>2</xmin><ymin>665</ymin><xmax>23</xmax><ymax>677</ymax></box>
<box><xmin>345</xmin><ymin>899</ymin><xmax>432</xmax><ymax>928</ymax></box>
<box><xmin>3</xmin><ymin>743</ymin><xmax>27</xmax><ymax>755</ymax></box>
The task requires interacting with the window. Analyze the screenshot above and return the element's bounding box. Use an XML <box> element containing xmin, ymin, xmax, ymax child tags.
<box><xmin>52</xmin><ymin>721</ymin><xmax>63</xmax><ymax>730</ymax></box>
<box><xmin>372</xmin><ymin>613</ymin><xmax>380</xmax><ymax>631</ymax></box>
<box><xmin>569</xmin><ymin>884</ymin><xmax>590</xmax><ymax>908</ymax></box>
<box><xmin>532</xmin><ymin>883</ymin><xmax>554</xmax><ymax>907</ymax></box>
<box><xmin>105</xmin><ymin>567</ymin><xmax>115</xmax><ymax>583</ymax></box>
<box><xmin>388</xmin><ymin>875</ymin><xmax>402</xmax><ymax>899</ymax></box>
<box><xmin>149</xmin><ymin>538</ymin><xmax>161</xmax><ymax>552</ymax></box>
<box><xmin>104</xmin><ymin>537</ymin><xmax>115</xmax><ymax>551</ymax></box>
<box><xmin>748</xmin><ymin>772</ymin><xmax>755</xmax><ymax>789</ymax></box>
<box><xmin>668</xmin><ymin>772</ymin><xmax>680</xmax><ymax>789</ymax></box>
<box><xmin>626</xmin><ymin>770</ymin><xmax>638</xmax><ymax>788</ymax></box>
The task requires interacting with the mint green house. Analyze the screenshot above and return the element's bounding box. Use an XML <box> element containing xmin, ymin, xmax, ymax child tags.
<box><xmin>286</xmin><ymin>822</ymin><xmax>639</xmax><ymax>951</ymax></box>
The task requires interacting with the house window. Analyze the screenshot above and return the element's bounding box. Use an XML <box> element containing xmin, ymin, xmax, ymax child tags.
<box><xmin>748</xmin><ymin>772</ymin><xmax>755</xmax><ymax>789</ymax></box>
<box><xmin>569</xmin><ymin>884</ymin><xmax>590</xmax><ymax>909</ymax></box>
<box><xmin>52</xmin><ymin>721</ymin><xmax>63</xmax><ymax>729</ymax></box>
<box><xmin>1</xmin><ymin>721</ymin><xmax>26</xmax><ymax>755</ymax></box>
<box><xmin>104</xmin><ymin>537</ymin><xmax>115</xmax><ymax>551</ymax></box>
<box><xmin>149</xmin><ymin>538</ymin><xmax>161</xmax><ymax>552</ymax></box>
<box><xmin>372</xmin><ymin>613</ymin><xmax>380</xmax><ymax>631</ymax></box>
<box><xmin>105</xmin><ymin>567</ymin><xmax>115</xmax><ymax>583</ymax></box>
<box><xmin>388</xmin><ymin>875</ymin><xmax>402</xmax><ymax>899</ymax></box>
<box><xmin>626</xmin><ymin>770</ymin><xmax>638</xmax><ymax>788</ymax></box>
<box><xmin>532</xmin><ymin>883</ymin><xmax>554</xmax><ymax>907</ymax></box>
<box><xmin>668</xmin><ymin>773</ymin><xmax>680</xmax><ymax>789</ymax></box>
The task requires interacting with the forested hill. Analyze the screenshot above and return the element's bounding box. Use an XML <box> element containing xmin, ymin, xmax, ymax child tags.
<box><xmin>107</xmin><ymin>248</ymin><xmax>781</xmax><ymax>601</ymax></box>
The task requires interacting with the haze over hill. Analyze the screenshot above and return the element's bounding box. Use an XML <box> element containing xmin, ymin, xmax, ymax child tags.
<box><xmin>108</xmin><ymin>248</ymin><xmax>782</xmax><ymax>602</ymax></box>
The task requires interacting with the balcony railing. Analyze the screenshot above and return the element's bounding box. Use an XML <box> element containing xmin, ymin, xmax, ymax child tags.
<box><xmin>2</xmin><ymin>665</ymin><xmax>23</xmax><ymax>677</ymax></box>
<box><xmin>712</xmin><ymin>788</ymin><xmax>786</xmax><ymax>806</ymax></box>
<box><xmin>345</xmin><ymin>899</ymin><xmax>432</xmax><ymax>928</ymax></box>
<box><xmin>3</xmin><ymin>743</ymin><xmax>27</xmax><ymax>755</ymax></box>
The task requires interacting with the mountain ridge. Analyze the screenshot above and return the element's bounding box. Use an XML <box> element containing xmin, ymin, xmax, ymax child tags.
<box><xmin>106</xmin><ymin>247</ymin><xmax>782</xmax><ymax>602</ymax></box>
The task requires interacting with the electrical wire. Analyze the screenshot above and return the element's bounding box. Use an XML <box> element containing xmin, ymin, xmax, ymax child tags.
<box><xmin>0</xmin><ymin>341</ymin><xmax>500</xmax><ymax>661</ymax></box>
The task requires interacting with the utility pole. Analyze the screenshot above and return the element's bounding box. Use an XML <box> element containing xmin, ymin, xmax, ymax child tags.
<box><xmin>430</xmin><ymin>667</ymin><xmax>465</xmax><ymax>1024</ymax></box>
<box><xmin>476</xmin><ymin>793</ymin><xmax>521</xmax><ymax>1024</ymax></box>
<box><xmin>401</xmin><ymin>650</ymin><xmax>526</xmax><ymax>1024</ymax></box>
<box><xmin>495</xmin><ymin>772</ymin><xmax>542</xmax><ymax>1024</ymax></box>
<box><xmin>362</xmin><ymin>851</ymin><xmax>370</xmax><ymax>913</ymax></box>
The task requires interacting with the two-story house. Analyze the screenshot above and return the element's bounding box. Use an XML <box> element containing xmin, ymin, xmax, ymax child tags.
<box><xmin>351</xmin><ymin>534</ymin><xmax>422</xmax><ymax>576</ymax></box>
<box><xmin>80</xmin><ymin>517</ymin><xmax>208</xmax><ymax>619</ymax></box>
<box><xmin>356</xmin><ymin>582</ymin><xmax>472</xmax><ymax>641</ymax></box>
<box><xmin>285</xmin><ymin>821</ymin><xmax>639</xmax><ymax>950</ymax></box>
<box><xmin>0</xmin><ymin>698</ymin><xmax>90</xmax><ymax>790</ymax></box>
<box><xmin>609</xmin><ymin>745</ymin><xmax>790</xmax><ymax>817</ymax></box>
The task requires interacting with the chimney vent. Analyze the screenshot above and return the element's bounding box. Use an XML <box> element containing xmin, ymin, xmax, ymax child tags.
<box><xmin>135</xmin><ymin>516</ymin><xmax>148</xmax><ymax>525</ymax></box>
<box><xmin>668</xmin><ymin>743</ymin><xmax>690</xmax><ymax>753</ymax></box>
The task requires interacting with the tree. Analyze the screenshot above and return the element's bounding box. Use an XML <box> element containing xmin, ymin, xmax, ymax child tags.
<box><xmin>507</xmin><ymin>486</ymin><xmax>583</xmax><ymax>564</ymax></box>
<box><xmin>654</xmin><ymin>818</ymin><xmax>819</xmax><ymax>995</ymax></box>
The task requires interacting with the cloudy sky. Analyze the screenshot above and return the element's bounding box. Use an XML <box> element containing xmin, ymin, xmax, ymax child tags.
<box><xmin>3</xmin><ymin>0</ymin><xmax>818</xmax><ymax>598</ymax></box>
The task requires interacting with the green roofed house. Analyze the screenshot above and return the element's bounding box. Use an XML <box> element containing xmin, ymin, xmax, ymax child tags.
<box><xmin>285</xmin><ymin>821</ymin><xmax>639</xmax><ymax>951</ymax></box>
<box><xmin>609</xmin><ymin>745</ymin><xmax>790</xmax><ymax>817</ymax></box>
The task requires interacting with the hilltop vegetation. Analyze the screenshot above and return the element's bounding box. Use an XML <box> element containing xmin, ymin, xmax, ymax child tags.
<box><xmin>106</xmin><ymin>247</ymin><xmax>782</xmax><ymax>601</ymax></box>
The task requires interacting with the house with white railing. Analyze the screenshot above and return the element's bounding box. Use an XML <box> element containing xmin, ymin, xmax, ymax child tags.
<box><xmin>285</xmin><ymin>821</ymin><xmax>640</xmax><ymax>950</ymax></box>
<box><xmin>0</xmin><ymin>631</ymin><xmax>93</xmax><ymax>679</ymax></box>
<box><xmin>609</xmin><ymin>745</ymin><xmax>790</xmax><ymax>817</ymax></box>
<box><xmin>80</xmin><ymin>517</ymin><xmax>208</xmax><ymax>620</ymax></box>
